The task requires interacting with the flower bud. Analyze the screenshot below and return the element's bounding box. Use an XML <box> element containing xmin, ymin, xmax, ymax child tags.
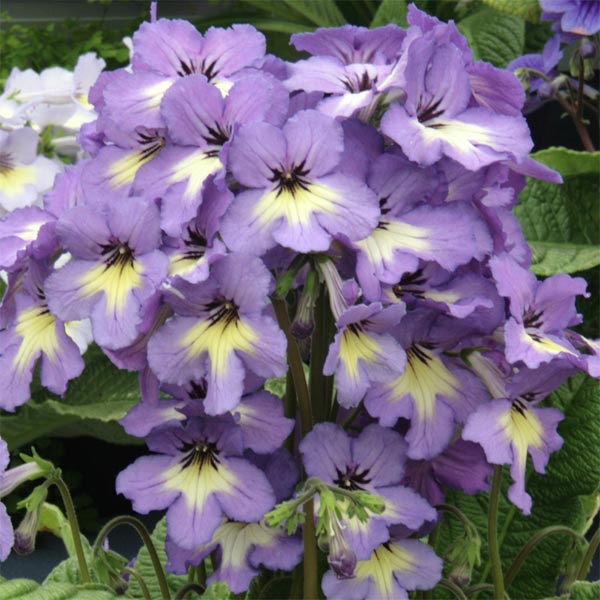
<box><xmin>13</xmin><ymin>504</ymin><xmax>43</xmax><ymax>555</ymax></box>
<box><xmin>323</xmin><ymin>513</ymin><xmax>357</xmax><ymax>580</ymax></box>
<box><xmin>580</xmin><ymin>40</ymin><xmax>596</xmax><ymax>59</ymax></box>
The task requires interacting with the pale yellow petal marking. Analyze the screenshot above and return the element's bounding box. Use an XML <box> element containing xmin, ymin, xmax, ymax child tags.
<box><xmin>163</xmin><ymin>455</ymin><xmax>235</xmax><ymax>511</ymax></box>
<box><xmin>355</xmin><ymin>543</ymin><xmax>416</xmax><ymax>599</ymax></box>
<box><xmin>168</xmin><ymin>151</ymin><xmax>222</xmax><ymax>199</ymax></box>
<box><xmin>338</xmin><ymin>327</ymin><xmax>381</xmax><ymax>382</ymax></box>
<box><xmin>387</xmin><ymin>345</ymin><xmax>459</xmax><ymax>422</ymax></box>
<box><xmin>213</xmin><ymin>522</ymin><xmax>275</xmax><ymax>569</ymax></box>
<box><xmin>79</xmin><ymin>258</ymin><xmax>144</xmax><ymax>314</ymax></box>
<box><xmin>355</xmin><ymin>220</ymin><xmax>432</xmax><ymax>264</ymax></box>
<box><xmin>524</xmin><ymin>330</ymin><xmax>577</xmax><ymax>357</ymax></box>
<box><xmin>14</xmin><ymin>306</ymin><xmax>60</xmax><ymax>372</ymax></box>
<box><xmin>253</xmin><ymin>182</ymin><xmax>341</xmax><ymax>227</ymax></box>
<box><xmin>168</xmin><ymin>252</ymin><xmax>201</xmax><ymax>277</ymax></box>
<box><xmin>182</xmin><ymin>314</ymin><xmax>257</xmax><ymax>378</ymax></box>
<box><xmin>501</xmin><ymin>404</ymin><xmax>544</xmax><ymax>479</ymax></box>
<box><xmin>0</xmin><ymin>165</ymin><xmax>36</xmax><ymax>198</ymax></box>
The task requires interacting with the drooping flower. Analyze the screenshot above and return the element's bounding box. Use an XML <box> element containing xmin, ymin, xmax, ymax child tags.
<box><xmin>490</xmin><ymin>253</ymin><xmax>587</xmax><ymax>368</ymax></box>
<box><xmin>540</xmin><ymin>0</ymin><xmax>600</xmax><ymax>36</ymax></box>
<box><xmin>380</xmin><ymin>37</ymin><xmax>533</xmax><ymax>171</ymax></box>
<box><xmin>462</xmin><ymin>365</ymin><xmax>571</xmax><ymax>514</ymax></box>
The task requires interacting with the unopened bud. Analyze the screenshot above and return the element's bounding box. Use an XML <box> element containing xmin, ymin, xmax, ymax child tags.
<box><xmin>13</xmin><ymin>504</ymin><xmax>43</xmax><ymax>555</ymax></box>
<box><xmin>324</xmin><ymin>513</ymin><xmax>357</xmax><ymax>580</ymax></box>
<box><xmin>538</xmin><ymin>81</ymin><xmax>554</xmax><ymax>101</ymax></box>
<box><xmin>580</xmin><ymin>40</ymin><xmax>596</xmax><ymax>59</ymax></box>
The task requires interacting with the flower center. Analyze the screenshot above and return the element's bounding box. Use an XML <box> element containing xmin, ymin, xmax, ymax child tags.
<box><xmin>334</xmin><ymin>465</ymin><xmax>372</xmax><ymax>490</ymax></box>
<box><xmin>270</xmin><ymin>161</ymin><xmax>311</xmax><ymax>198</ymax></box>
<box><xmin>180</xmin><ymin>440</ymin><xmax>221</xmax><ymax>471</ymax></box>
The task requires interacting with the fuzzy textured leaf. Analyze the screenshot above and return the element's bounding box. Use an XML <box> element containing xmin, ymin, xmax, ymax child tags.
<box><xmin>0</xmin><ymin>345</ymin><xmax>141</xmax><ymax>449</ymax></box>
<box><xmin>126</xmin><ymin>518</ymin><xmax>187</xmax><ymax>599</ymax></box>
<box><xmin>370</xmin><ymin>0</ymin><xmax>408</xmax><ymax>28</ymax></box>
<box><xmin>481</xmin><ymin>0</ymin><xmax>541</xmax><ymax>22</ymax></box>
<box><xmin>515</xmin><ymin>149</ymin><xmax>600</xmax><ymax>276</ymax></box>
<box><xmin>458</xmin><ymin>7</ymin><xmax>525</xmax><ymax>67</ymax></box>
<box><xmin>437</xmin><ymin>374</ymin><xmax>600</xmax><ymax>599</ymax></box>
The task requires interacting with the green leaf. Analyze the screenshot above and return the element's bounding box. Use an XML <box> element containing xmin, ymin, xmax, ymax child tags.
<box><xmin>0</xmin><ymin>579</ymin><xmax>39</xmax><ymax>599</ymax></box>
<box><xmin>480</xmin><ymin>0</ymin><xmax>541</xmax><ymax>22</ymax></box>
<box><xmin>568</xmin><ymin>581</ymin><xmax>600</xmax><ymax>600</ymax></box>
<box><xmin>515</xmin><ymin>149</ymin><xmax>600</xmax><ymax>276</ymax></box>
<box><xmin>0</xmin><ymin>580</ymin><xmax>113</xmax><ymax>600</ymax></box>
<box><xmin>126</xmin><ymin>518</ymin><xmax>187</xmax><ymax>599</ymax></box>
<box><xmin>278</xmin><ymin>0</ymin><xmax>346</xmax><ymax>27</ymax></box>
<box><xmin>370</xmin><ymin>0</ymin><xmax>408</xmax><ymax>28</ymax></box>
<box><xmin>457</xmin><ymin>7</ymin><xmax>525</xmax><ymax>67</ymax></box>
<box><xmin>437</xmin><ymin>374</ymin><xmax>600</xmax><ymax>599</ymax></box>
<box><xmin>44</xmin><ymin>558</ymin><xmax>88</xmax><ymax>586</ymax></box>
<box><xmin>0</xmin><ymin>345</ymin><xmax>142</xmax><ymax>449</ymax></box>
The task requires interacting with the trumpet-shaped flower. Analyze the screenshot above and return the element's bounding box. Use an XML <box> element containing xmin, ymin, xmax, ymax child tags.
<box><xmin>45</xmin><ymin>197</ymin><xmax>168</xmax><ymax>349</ymax></box>
<box><xmin>147</xmin><ymin>254</ymin><xmax>287</xmax><ymax>414</ymax></box>
<box><xmin>116</xmin><ymin>416</ymin><xmax>276</xmax><ymax>550</ymax></box>
<box><xmin>221</xmin><ymin>109</ymin><xmax>379</xmax><ymax>255</ymax></box>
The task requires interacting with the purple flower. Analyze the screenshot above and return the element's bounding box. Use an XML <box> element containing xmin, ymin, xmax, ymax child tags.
<box><xmin>540</xmin><ymin>0</ymin><xmax>600</xmax><ymax>36</ymax></box>
<box><xmin>365</xmin><ymin>310</ymin><xmax>489</xmax><ymax>460</ymax></box>
<box><xmin>323</xmin><ymin>302</ymin><xmax>407</xmax><ymax>408</ymax></box>
<box><xmin>0</xmin><ymin>438</ymin><xmax>45</xmax><ymax>561</ymax></box>
<box><xmin>167</xmin><ymin>520</ymin><xmax>303</xmax><ymax>592</ymax></box>
<box><xmin>321</xmin><ymin>538</ymin><xmax>443</xmax><ymax>600</ymax></box>
<box><xmin>490</xmin><ymin>253</ymin><xmax>586</xmax><ymax>368</ymax></box>
<box><xmin>301</xmin><ymin>423</ymin><xmax>435</xmax><ymax>560</ymax></box>
<box><xmin>463</xmin><ymin>365</ymin><xmax>568</xmax><ymax>514</ymax></box>
<box><xmin>116</xmin><ymin>416</ymin><xmax>276</xmax><ymax>550</ymax></box>
<box><xmin>45</xmin><ymin>197</ymin><xmax>168</xmax><ymax>350</ymax></box>
<box><xmin>147</xmin><ymin>254</ymin><xmax>287</xmax><ymax>414</ymax></box>
<box><xmin>0</xmin><ymin>261</ymin><xmax>85</xmax><ymax>411</ymax></box>
<box><xmin>220</xmin><ymin>110</ymin><xmax>379</xmax><ymax>255</ymax></box>
<box><xmin>381</xmin><ymin>37</ymin><xmax>532</xmax><ymax>170</ymax></box>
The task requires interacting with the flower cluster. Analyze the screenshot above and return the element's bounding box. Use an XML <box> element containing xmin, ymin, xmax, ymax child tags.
<box><xmin>0</xmin><ymin>3</ymin><xmax>598</xmax><ymax>597</ymax></box>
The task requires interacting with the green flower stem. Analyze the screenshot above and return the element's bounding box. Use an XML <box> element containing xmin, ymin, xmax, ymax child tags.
<box><xmin>437</xmin><ymin>503</ymin><xmax>477</xmax><ymax>535</ymax></box>
<box><xmin>576</xmin><ymin>525</ymin><xmax>600</xmax><ymax>581</ymax></box>
<box><xmin>196</xmin><ymin>561</ymin><xmax>206</xmax><ymax>589</ymax></box>
<box><xmin>48</xmin><ymin>476</ymin><xmax>91</xmax><ymax>584</ymax></box>
<box><xmin>310</xmin><ymin>285</ymin><xmax>334</xmax><ymax>424</ymax></box>
<box><xmin>465</xmin><ymin>583</ymin><xmax>494</xmax><ymax>596</ymax></box>
<box><xmin>92</xmin><ymin>515</ymin><xmax>170</xmax><ymax>600</ymax></box>
<box><xmin>124</xmin><ymin>567</ymin><xmax>152</xmax><ymax>600</ymax></box>
<box><xmin>303</xmin><ymin>497</ymin><xmax>319</xmax><ymax>600</ymax></box>
<box><xmin>272</xmin><ymin>296</ymin><xmax>318</xmax><ymax>599</ymax></box>
<box><xmin>174</xmin><ymin>583</ymin><xmax>205</xmax><ymax>600</ymax></box>
<box><xmin>488</xmin><ymin>465</ymin><xmax>505</xmax><ymax>600</ymax></box>
<box><xmin>272</xmin><ymin>297</ymin><xmax>313</xmax><ymax>437</ymax></box>
<box><xmin>440</xmin><ymin>578</ymin><xmax>469</xmax><ymax>600</ymax></box>
<box><xmin>504</xmin><ymin>525</ymin><xmax>586</xmax><ymax>588</ymax></box>
<box><xmin>556</xmin><ymin>92</ymin><xmax>596</xmax><ymax>152</ymax></box>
